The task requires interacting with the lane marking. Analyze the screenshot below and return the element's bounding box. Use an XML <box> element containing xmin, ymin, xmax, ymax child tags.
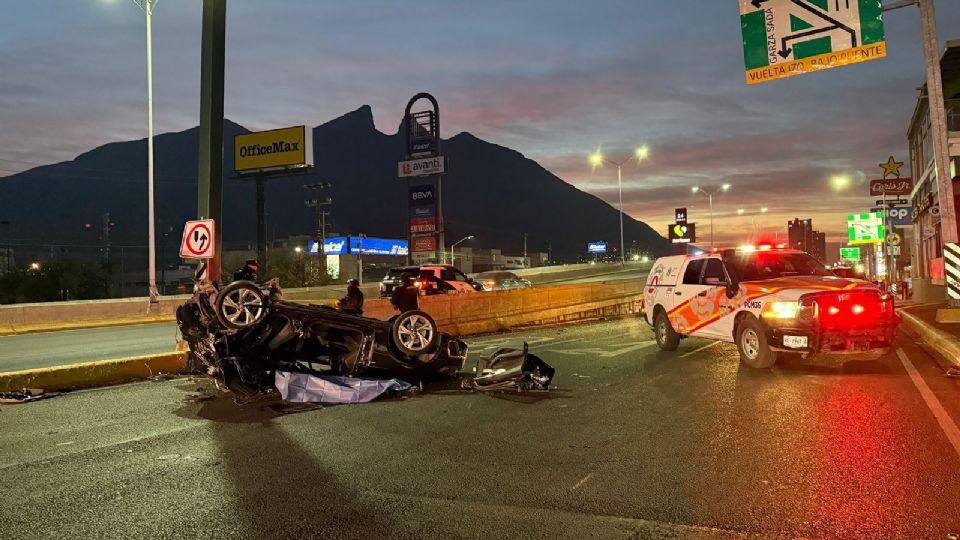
<box><xmin>681</xmin><ymin>341</ymin><xmax>722</xmax><ymax>358</ymax></box>
<box><xmin>897</xmin><ymin>348</ymin><xmax>960</xmax><ymax>461</ymax></box>
<box><xmin>571</xmin><ymin>472</ymin><xmax>594</xmax><ymax>491</ymax></box>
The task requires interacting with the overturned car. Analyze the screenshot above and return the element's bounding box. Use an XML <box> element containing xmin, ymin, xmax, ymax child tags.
<box><xmin>177</xmin><ymin>264</ymin><xmax>468</xmax><ymax>398</ymax></box>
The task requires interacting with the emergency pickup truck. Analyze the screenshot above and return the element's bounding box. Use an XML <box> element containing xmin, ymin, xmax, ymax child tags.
<box><xmin>642</xmin><ymin>246</ymin><xmax>897</xmax><ymax>368</ymax></box>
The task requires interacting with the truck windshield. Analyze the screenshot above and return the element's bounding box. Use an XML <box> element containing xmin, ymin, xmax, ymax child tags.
<box><xmin>730</xmin><ymin>252</ymin><xmax>832</xmax><ymax>281</ymax></box>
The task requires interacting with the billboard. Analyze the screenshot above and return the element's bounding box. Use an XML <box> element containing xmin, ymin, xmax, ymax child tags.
<box><xmin>234</xmin><ymin>126</ymin><xmax>313</xmax><ymax>173</ymax></box>
<box><xmin>409</xmin><ymin>185</ymin><xmax>435</xmax><ymax>204</ymax></box>
<box><xmin>321</xmin><ymin>237</ymin><xmax>348</xmax><ymax>255</ymax></box>
<box><xmin>587</xmin><ymin>242</ymin><xmax>607</xmax><ymax>254</ymax></box>
<box><xmin>399</xmin><ymin>156</ymin><xmax>445</xmax><ymax>178</ymax></box>
<box><xmin>412</xmin><ymin>236</ymin><xmax>437</xmax><ymax>252</ymax></box>
<box><xmin>668</xmin><ymin>223</ymin><xmax>696</xmax><ymax>244</ymax></box>
<box><xmin>349</xmin><ymin>237</ymin><xmax>409</xmax><ymax>256</ymax></box>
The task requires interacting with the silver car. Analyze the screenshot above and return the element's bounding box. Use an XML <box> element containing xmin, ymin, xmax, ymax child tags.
<box><xmin>474</xmin><ymin>271</ymin><xmax>532</xmax><ymax>291</ymax></box>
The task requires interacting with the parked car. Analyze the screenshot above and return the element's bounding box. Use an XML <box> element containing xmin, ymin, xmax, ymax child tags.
<box><xmin>473</xmin><ymin>271</ymin><xmax>532</xmax><ymax>291</ymax></box>
<box><xmin>379</xmin><ymin>264</ymin><xmax>482</xmax><ymax>298</ymax></box>
<box><xmin>642</xmin><ymin>245</ymin><xmax>898</xmax><ymax>368</ymax></box>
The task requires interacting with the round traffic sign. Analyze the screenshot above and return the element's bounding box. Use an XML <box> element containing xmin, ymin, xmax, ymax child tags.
<box><xmin>185</xmin><ymin>222</ymin><xmax>213</xmax><ymax>257</ymax></box>
<box><xmin>887</xmin><ymin>232</ymin><xmax>901</xmax><ymax>247</ymax></box>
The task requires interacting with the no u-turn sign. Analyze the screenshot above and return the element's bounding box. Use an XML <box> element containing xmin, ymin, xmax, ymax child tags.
<box><xmin>180</xmin><ymin>219</ymin><xmax>216</xmax><ymax>259</ymax></box>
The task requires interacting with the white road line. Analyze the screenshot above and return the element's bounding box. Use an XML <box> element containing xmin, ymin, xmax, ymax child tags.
<box><xmin>897</xmin><ymin>348</ymin><xmax>960</xmax><ymax>461</ymax></box>
<box><xmin>680</xmin><ymin>341</ymin><xmax>722</xmax><ymax>358</ymax></box>
<box><xmin>571</xmin><ymin>472</ymin><xmax>594</xmax><ymax>491</ymax></box>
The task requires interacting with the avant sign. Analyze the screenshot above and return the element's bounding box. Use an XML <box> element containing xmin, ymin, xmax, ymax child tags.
<box><xmin>739</xmin><ymin>0</ymin><xmax>886</xmax><ymax>85</ymax></box>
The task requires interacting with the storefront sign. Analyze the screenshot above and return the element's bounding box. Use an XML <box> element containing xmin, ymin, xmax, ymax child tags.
<box><xmin>412</xmin><ymin>236</ymin><xmax>437</xmax><ymax>252</ymax></box>
<box><xmin>869</xmin><ymin>177</ymin><xmax>913</xmax><ymax>196</ymax></box>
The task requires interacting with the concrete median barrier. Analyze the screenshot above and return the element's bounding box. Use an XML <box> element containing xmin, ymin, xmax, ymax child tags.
<box><xmin>0</xmin><ymin>351</ymin><xmax>189</xmax><ymax>393</ymax></box>
<box><xmin>0</xmin><ymin>278</ymin><xmax>644</xmax><ymax>393</ymax></box>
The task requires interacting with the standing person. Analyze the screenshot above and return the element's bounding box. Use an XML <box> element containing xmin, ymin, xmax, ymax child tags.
<box><xmin>390</xmin><ymin>274</ymin><xmax>420</xmax><ymax>313</ymax></box>
<box><xmin>233</xmin><ymin>259</ymin><xmax>259</xmax><ymax>282</ymax></box>
<box><xmin>337</xmin><ymin>278</ymin><xmax>364</xmax><ymax>315</ymax></box>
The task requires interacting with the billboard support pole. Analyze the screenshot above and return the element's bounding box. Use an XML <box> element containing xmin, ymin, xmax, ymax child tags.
<box><xmin>197</xmin><ymin>0</ymin><xmax>225</xmax><ymax>284</ymax></box>
<box><xmin>256</xmin><ymin>177</ymin><xmax>266</xmax><ymax>277</ymax></box>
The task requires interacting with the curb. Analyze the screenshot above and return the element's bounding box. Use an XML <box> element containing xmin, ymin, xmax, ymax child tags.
<box><xmin>0</xmin><ymin>351</ymin><xmax>189</xmax><ymax>393</ymax></box>
<box><xmin>900</xmin><ymin>310</ymin><xmax>960</xmax><ymax>369</ymax></box>
<box><xmin>0</xmin><ymin>316</ymin><xmax>177</xmax><ymax>337</ymax></box>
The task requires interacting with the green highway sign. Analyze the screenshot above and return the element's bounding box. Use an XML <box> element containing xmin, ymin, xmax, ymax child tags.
<box><xmin>847</xmin><ymin>211</ymin><xmax>885</xmax><ymax>245</ymax></box>
<box><xmin>839</xmin><ymin>247</ymin><xmax>861</xmax><ymax>261</ymax></box>
<box><xmin>740</xmin><ymin>0</ymin><xmax>886</xmax><ymax>85</ymax></box>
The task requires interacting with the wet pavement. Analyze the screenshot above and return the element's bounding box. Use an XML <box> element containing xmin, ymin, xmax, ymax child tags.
<box><xmin>1</xmin><ymin>317</ymin><xmax>959</xmax><ymax>538</ymax></box>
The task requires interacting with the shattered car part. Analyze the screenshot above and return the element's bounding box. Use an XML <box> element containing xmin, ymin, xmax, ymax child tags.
<box><xmin>275</xmin><ymin>371</ymin><xmax>412</xmax><ymax>404</ymax></box>
<box><xmin>177</xmin><ymin>262</ymin><xmax>468</xmax><ymax>398</ymax></box>
<box><xmin>465</xmin><ymin>342</ymin><xmax>555</xmax><ymax>392</ymax></box>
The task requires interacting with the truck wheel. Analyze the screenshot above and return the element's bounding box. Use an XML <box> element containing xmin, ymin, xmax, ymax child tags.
<box><xmin>736</xmin><ymin>317</ymin><xmax>777</xmax><ymax>368</ymax></box>
<box><xmin>654</xmin><ymin>310</ymin><xmax>680</xmax><ymax>351</ymax></box>
<box><xmin>391</xmin><ymin>310</ymin><xmax>439</xmax><ymax>356</ymax></box>
<box><xmin>215</xmin><ymin>281</ymin><xmax>267</xmax><ymax>330</ymax></box>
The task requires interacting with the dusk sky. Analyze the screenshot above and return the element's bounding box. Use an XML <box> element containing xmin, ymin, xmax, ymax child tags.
<box><xmin>1</xmin><ymin>1</ymin><xmax>959</xmax><ymax>246</ymax></box>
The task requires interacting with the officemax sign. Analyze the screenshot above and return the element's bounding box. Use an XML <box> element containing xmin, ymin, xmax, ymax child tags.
<box><xmin>235</xmin><ymin>126</ymin><xmax>313</xmax><ymax>173</ymax></box>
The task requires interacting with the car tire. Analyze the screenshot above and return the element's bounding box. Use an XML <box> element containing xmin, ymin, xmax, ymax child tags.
<box><xmin>215</xmin><ymin>280</ymin><xmax>267</xmax><ymax>330</ymax></box>
<box><xmin>391</xmin><ymin>310</ymin><xmax>439</xmax><ymax>356</ymax></box>
<box><xmin>654</xmin><ymin>310</ymin><xmax>680</xmax><ymax>351</ymax></box>
<box><xmin>736</xmin><ymin>317</ymin><xmax>777</xmax><ymax>368</ymax></box>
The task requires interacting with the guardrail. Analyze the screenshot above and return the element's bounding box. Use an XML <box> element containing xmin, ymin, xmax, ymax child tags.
<box><xmin>0</xmin><ymin>264</ymin><xmax>647</xmax><ymax>335</ymax></box>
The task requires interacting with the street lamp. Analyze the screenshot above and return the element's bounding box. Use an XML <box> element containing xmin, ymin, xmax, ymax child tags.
<box><xmin>691</xmin><ymin>184</ymin><xmax>731</xmax><ymax>248</ymax></box>
<box><xmin>831</xmin><ymin>176</ymin><xmax>851</xmax><ymax>191</ymax></box>
<box><xmin>589</xmin><ymin>145</ymin><xmax>650</xmax><ymax>265</ymax></box>
<box><xmin>449</xmin><ymin>235</ymin><xmax>474</xmax><ymax>266</ymax></box>
<box><xmin>113</xmin><ymin>0</ymin><xmax>161</xmax><ymax>302</ymax></box>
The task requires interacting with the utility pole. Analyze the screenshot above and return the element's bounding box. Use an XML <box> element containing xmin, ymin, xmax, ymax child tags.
<box><xmin>883</xmin><ymin>0</ymin><xmax>958</xmax><ymax>304</ymax></box>
<box><xmin>523</xmin><ymin>233</ymin><xmax>528</xmax><ymax>258</ymax></box>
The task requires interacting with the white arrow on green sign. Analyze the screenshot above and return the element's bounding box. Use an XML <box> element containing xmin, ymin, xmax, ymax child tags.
<box><xmin>740</xmin><ymin>0</ymin><xmax>886</xmax><ymax>85</ymax></box>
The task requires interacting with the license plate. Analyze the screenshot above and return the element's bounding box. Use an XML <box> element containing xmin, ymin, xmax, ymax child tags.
<box><xmin>783</xmin><ymin>335</ymin><xmax>808</xmax><ymax>349</ymax></box>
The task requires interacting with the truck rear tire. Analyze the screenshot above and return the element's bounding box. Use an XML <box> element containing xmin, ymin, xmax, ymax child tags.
<box><xmin>654</xmin><ymin>310</ymin><xmax>680</xmax><ymax>351</ymax></box>
<box><xmin>736</xmin><ymin>317</ymin><xmax>777</xmax><ymax>368</ymax></box>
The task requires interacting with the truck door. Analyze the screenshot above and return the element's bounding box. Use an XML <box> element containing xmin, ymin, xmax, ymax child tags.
<box><xmin>693</xmin><ymin>257</ymin><xmax>732</xmax><ymax>339</ymax></box>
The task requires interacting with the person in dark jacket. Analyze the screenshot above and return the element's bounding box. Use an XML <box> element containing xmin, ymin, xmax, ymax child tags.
<box><xmin>390</xmin><ymin>274</ymin><xmax>420</xmax><ymax>313</ymax></box>
<box><xmin>337</xmin><ymin>278</ymin><xmax>364</xmax><ymax>315</ymax></box>
<box><xmin>233</xmin><ymin>259</ymin><xmax>259</xmax><ymax>282</ymax></box>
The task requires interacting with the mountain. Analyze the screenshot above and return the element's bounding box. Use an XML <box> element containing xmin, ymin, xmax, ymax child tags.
<box><xmin>0</xmin><ymin>105</ymin><xmax>670</xmax><ymax>264</ymax></box>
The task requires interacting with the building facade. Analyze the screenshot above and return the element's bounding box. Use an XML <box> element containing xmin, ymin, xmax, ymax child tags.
<box><xmin>787</xmin><ymin>218</ymin><xmax>813</xmax><ymax>253</ymax></box>
<box><xmin>907</xmin><ymin>39</ymin><xmax>960</xmax><ymax>299</ymax></box>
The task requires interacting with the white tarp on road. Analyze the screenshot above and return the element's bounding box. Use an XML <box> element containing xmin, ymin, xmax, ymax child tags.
<box><xmin>275</xmin><ymin>371</ymin><xmax>412</xmax><ymax>404</ymax></box>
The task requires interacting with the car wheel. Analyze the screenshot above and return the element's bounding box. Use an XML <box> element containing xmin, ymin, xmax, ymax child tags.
<box><xmin>391</xmin><ymin>310</ymin><xmax>439</xmax><ymax>356</ymax></box>
<box><xmin>654</xmin><ymin>310</ymin><xmax>680</xmax><ymax>351</ymax></box>
<box><xmin>215</xmin><ymin>280</ymin><xmax>267</xmax><ymax>330</ymax></box>
<box><xmin>736</xmin><ymin>317</ymin><xmax>777</xmax><ymax>368</ymax></box>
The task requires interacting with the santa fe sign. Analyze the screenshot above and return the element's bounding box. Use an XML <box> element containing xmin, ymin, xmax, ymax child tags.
<box><xmin>739</xmin><ymin>0</ymin><xmax>886</xmax><ymax>85</ymax></box>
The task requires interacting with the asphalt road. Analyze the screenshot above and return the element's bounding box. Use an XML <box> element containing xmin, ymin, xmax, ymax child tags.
<box><xmin>0</xmin><ymin>323</ymin><xmax>181</xmax><ymax>372</ymax></box>
<box><xmin>0</xmin><ymin>271</ymin><xmax>646</xmax><ymax>372</ymax></box>
<box><xmin>2</xmin><ymin>318</ymin><xmax>959</xmax><ymax>538</ymax></box>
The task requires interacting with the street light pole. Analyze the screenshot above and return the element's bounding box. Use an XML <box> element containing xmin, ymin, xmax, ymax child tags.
<box><xmin>617</xmin><ymin>164</ymin><xmax>624</xmax><ymax>265</ymax></box>
<box><xmin>692</xmin><ymin>184</ymin><xmax>730</xmax><ymax>249</ymax></box>
<box><xmin>449</xmin><ymin>235</ymin><xmax>474</xmax><ymax>267</ymax></box>
<box><xmin>589</xmin><ymin>145</ymin><xmax>648</xmax><ymax>265</ymax></box>
<box><xmin>131</xmin><ymin>0</ymin><xmax>159</xmax><ymax>302</ymax></box>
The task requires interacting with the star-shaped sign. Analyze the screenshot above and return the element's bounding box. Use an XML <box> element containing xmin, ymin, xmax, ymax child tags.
<box><xmin>879</xmin><ymin>155</ymin><xmax>904</xmax><ymax>179</ymax></box>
